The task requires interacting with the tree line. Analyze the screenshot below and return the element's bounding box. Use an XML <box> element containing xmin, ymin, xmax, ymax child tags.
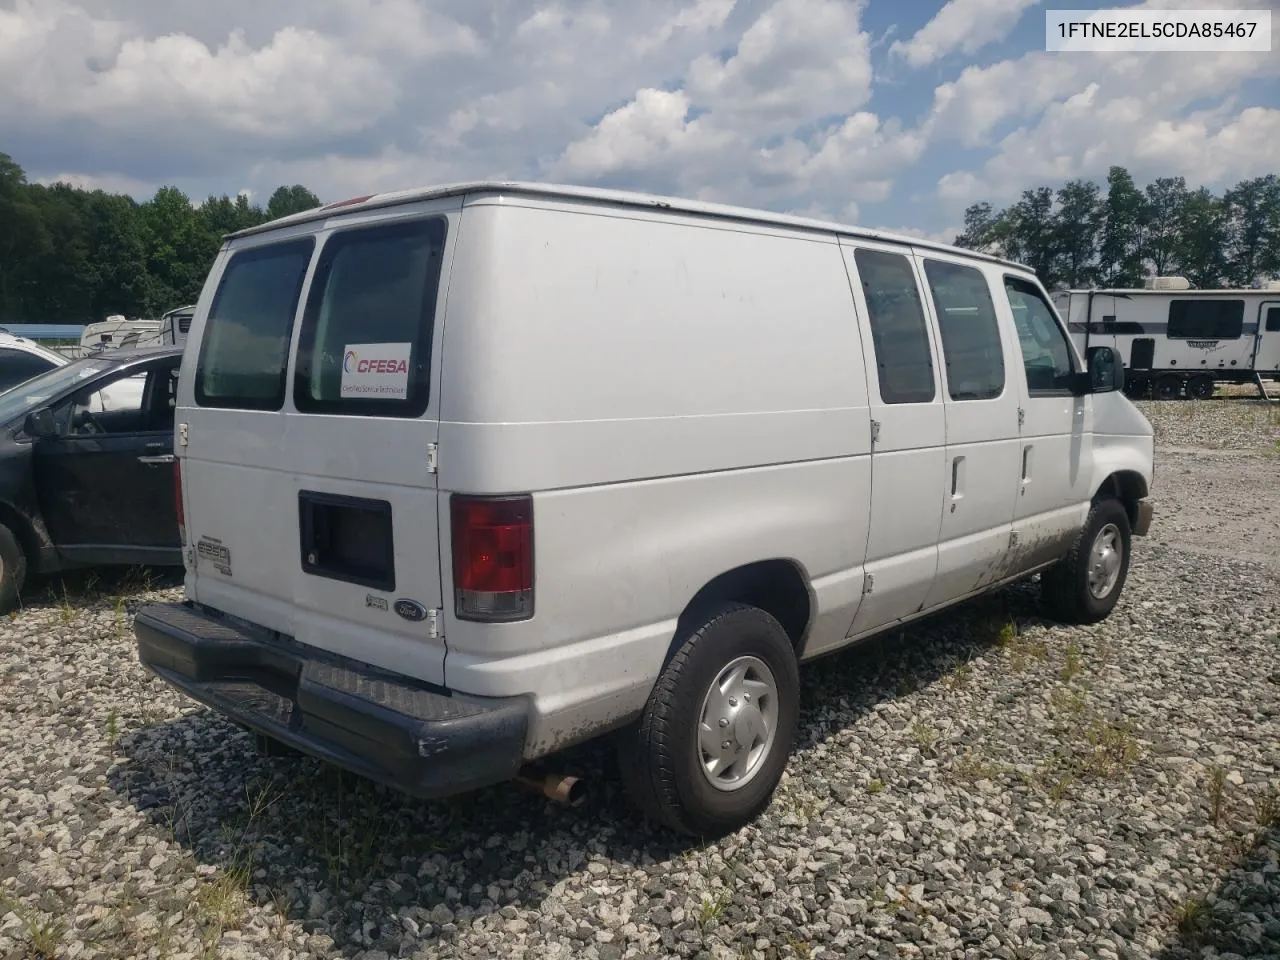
<box><xmin>0</xmin><ymin>151</ymin><xmax>321</xmax><ymax>325</ymax></box>
<box><xmin>953</xmin><ymin>166</ymin><xmax>1280</xmax><ymax>291</ymax></box>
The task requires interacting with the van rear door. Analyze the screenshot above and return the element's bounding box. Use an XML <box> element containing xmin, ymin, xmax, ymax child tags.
<box><xmin>176</xmin><ymin>202</ymin><xmax>458</xmax><ymax>686</ymax></box>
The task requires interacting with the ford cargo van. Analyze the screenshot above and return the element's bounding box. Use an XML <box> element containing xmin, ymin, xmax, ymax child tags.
<box><xmin>134</xmin><ymin>182</ymin><xmax>1155</xmax><ymax>836</ymax></box>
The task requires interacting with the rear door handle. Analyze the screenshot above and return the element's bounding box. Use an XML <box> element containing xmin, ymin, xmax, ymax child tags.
<box><xmin>138</xmin><ymin>454</ymin><xmax>175</xmax><ymax>465</ymax></box>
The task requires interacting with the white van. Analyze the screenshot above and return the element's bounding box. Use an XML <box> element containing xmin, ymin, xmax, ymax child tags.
<box><xmin>135</xmin><ymin>182</ymin><xmax>1155</xmax><ymax>836</ymax></box>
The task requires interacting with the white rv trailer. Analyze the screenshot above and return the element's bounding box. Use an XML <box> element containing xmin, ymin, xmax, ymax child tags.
<box><xmin>78</xmin><ymin>315</ymin><xmax>166</xmax><ymax>353</ymax></box>
<box><xmin>159</xmin><ymin>305</ymin><xmax>195</xmax><ymax>346</ymax></box>
<box><xmin>1052</xmin><ymin>278</ymin><xmax>1280</xmax><ymax>399</ymax></box>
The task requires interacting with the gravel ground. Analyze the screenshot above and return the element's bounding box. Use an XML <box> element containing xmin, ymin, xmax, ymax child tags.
<box><xmin>1</xmin><ymin>399</ymin><xmax>1277</xmax><ymax>960</ymax></box>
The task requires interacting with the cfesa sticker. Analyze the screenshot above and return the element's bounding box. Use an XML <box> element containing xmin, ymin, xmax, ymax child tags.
<box><xmin>340</xmin><ymin>343</ymin><xmax>411</xmax><ymax>400</ymax></box>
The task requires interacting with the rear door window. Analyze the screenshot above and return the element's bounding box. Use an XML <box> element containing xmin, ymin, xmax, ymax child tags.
<box><xmin>853</xmin><ymin>248</ymin><xmax>936</xmax><ymax>404</ymax></box>
<box><xmin>294</xmin><ymin>218</ymin><xmax>447</xmax><ymax>418</ymax></box>
<box><xmin>921</xmin><ymin>259</ymin><xmax>1006</xmax><ymax>401</ymax></box>
<box><xmin>195</xmin><ymin>238</ymin><xmax>315</xmax><ymax>410</ymax></box>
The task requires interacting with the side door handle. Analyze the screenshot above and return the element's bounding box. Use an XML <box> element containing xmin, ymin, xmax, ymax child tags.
<box><xmin>137</xmin><ymin>454</ymin><xmax>175</xmax><ymax>465</ymax></box>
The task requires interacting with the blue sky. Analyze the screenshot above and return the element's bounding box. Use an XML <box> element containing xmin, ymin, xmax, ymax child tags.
<box><xmin>1</xmin><ymin>0</ymin><xmax>1276</xmax><ymax>243</ymax></box>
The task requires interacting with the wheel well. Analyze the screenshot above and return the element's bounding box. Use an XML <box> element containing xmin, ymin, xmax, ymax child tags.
<box><xmin>676</xmin><ymin>560</ymin><xmax>812</xmax><ymax>652</ymax></box>
<box><xmin>1094</xmin><ymin>471</ymin><xmax>1148</xmax><ymax>527</ymax></box>
<box><xmin>0</xmin><ymin>502</ymin><xmax>38</xmax><ymax>566</ymax></box>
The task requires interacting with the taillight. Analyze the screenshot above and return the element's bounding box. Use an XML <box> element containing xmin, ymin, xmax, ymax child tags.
<box><xmin>174</xmin><ymin>459</ymin><xmax>186</xmax><ymax>546</ymax></box>
<box><xmin>451</xmin><ymin>495</ymin><xmax>533</xmax><ymax>622</ymax></box>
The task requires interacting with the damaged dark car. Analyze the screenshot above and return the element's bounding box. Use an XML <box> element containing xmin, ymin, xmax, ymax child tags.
<box><xmin>0</xmin><ymin>346</ymin><xmax>184</xmax><ymax>609</ymax></box>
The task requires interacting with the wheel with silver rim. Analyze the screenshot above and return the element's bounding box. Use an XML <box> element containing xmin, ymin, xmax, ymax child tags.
<box><xmin>617</xmin><ymin>602</ymin><xmax>799</xmax><ymax>837</ymax></box>
<box><xmin>1042</xmin><ymin>498</ymin><xmax>1132</xmax><ymax>625</ymax></box>
<box><xmin>697</xmin><ymin>655</ymin><xmax>779</xmax><ymax>792</ymax></box>
<box><xmin>1087</xmin><ymin>523</ymin><xmax>1124</xmax><ymax>600</ymax></box>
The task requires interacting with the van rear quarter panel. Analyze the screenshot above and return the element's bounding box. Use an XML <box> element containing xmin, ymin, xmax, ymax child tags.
<box><xmin>439</xmin><ymin>196</ymin><xmax>872</xmax><ymax>756</ymax></box>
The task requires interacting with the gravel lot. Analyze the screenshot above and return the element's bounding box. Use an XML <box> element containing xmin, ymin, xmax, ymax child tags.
<box><xmin>1</xmin><ymin>398</ymin><xmax>1277</xmax><ymax>960</ymax></box>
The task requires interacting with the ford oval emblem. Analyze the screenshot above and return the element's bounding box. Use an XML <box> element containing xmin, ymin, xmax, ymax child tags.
<box><xmin>394</xmin><ymin>599</ymin><xmax>428</xmax><ymax>622</ymax></box>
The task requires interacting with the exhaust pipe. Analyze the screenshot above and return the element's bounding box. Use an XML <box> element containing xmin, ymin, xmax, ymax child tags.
<box><xmin>513</xmin><ymin>770</ymin><xmax>586</xmax><ymax>806</ymax></box>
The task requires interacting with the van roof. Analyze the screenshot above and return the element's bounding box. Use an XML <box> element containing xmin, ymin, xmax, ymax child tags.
<box><xmin>226</xmin><ymin>180</ymin><xmax>1028</xmax><ymax>271</ymax></box>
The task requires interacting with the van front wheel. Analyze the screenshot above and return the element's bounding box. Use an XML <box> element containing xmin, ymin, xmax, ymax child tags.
<box><xmin>617</xmin><ymin>603</ymin><xmax>799</xmax><ymax>837</ymax></box>
<box><xmin>1041</xmin><ymin>498</ymin><xmax>1132</xmax><ymax>625</ymax></box>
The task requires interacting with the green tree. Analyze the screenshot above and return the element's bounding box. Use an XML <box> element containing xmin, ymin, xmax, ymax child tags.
<box><xmin>1176</xmin><ymin>188</ymin><xmax>1230</xmax><ymax>288</ymax></box>
<box><xmin>267</xmin><ymin>184</ymin><xmax>321</xmax><ymax>221</ymax></box>
<box><xmin>1223</xmin><ymin>175</ymin><xmax>1280</xmax><ymax>286</ymax></box>
<box><xmin>1097</xmin><ymin>166</ymin><xmax>1146</xmax><ymax>287</ymax></box>
<box><xmin>1142</xmin><ymin>176</ymin><xmax>1188</xmax><ymax>277</ymax></box>
<box><xmin>1054</xmin><ymin>179</ymin><xmax>1103</xmax><ymax>288</ymax></box>
<box><xmin>1005</xmin><ymin>187</ymin><xmax>1060</xmax><ymax>285</ymax></box>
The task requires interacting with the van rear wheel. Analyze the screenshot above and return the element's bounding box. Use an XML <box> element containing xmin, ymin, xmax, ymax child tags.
<box><xmin>1041</xmin><ymin>498</ymin><xmax>1132</xmax><ymax>625</ymax></box>
<box><xmin>617</xmin><ymin>602</ymin><xmax>799</xmax><ymax>837</ymax></box>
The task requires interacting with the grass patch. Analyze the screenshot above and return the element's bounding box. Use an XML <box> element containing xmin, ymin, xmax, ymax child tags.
<box><xmin>949</xmin><ymin>752</ymin><xmax>1009</xmax><ymax>783</ymax></box>
<box><xmin>697</xmin><ymin>889</ymin><xmax>732</xmax><ymax>928</ymax></box>
<box><xmin>196</xmin><ymin>780</ymin><xmax>281</xmax><ymax>952</ymax></box>
<box><xmin>866</xmin><ymin>778</ymin><xmax>886</xmax><ymax>794</ymax></box>
<box><xmin>1207</xmin><ymin>766</ymin><xmax>1229</xmax><ymax>826</ymax></box>
<box><xmin>1253</xmin><ymin>785</ymin><xmax>1279</xmax><ymax>828</ymax></box>
<box><xmin>1173</xmin><ymin>896</ymin><xmax>1210</xmax><ymax>946</ymax></box>
<box><xmin>0</xmin><ymin>892</ymin><xmax>65</xmax><ymax>959</ymax></box>
<box><xmin>1076</xmin><ymin>719</ymin><xmax>1141</xmax><ymax>778</ymax></box>
<box><xmin>1060</xmin><ymin>641</ymin><xmax>1083</xmax><ymax>682</ymax></box>
<box><xmin>909</xmin><ymin>719</ymin><xmax>940</xmax><ymax>756</ymax></box>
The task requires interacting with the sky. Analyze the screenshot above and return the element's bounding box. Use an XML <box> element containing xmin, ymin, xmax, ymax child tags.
<box><xmin>1</xmin><ymin>0</ymin><xmax>1277</xmax><ymax>243</ymax></box>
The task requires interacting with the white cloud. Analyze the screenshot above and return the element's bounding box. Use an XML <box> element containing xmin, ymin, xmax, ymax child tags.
<box><xmin>687</xmin><ymin>0</ymin><xmax>872</xmax><ymax>132</ymax></box>
<box><xmin>891</xmin><ymin>0</ymin><xmax>1040</xmax><ymax>68</ymax></box>
<box><xmin>868</xmin><ymin>224</ymin><xmax>964</xmax><ymax>246</ymax></box>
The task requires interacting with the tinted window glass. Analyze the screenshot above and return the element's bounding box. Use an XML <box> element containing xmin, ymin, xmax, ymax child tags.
<box><xmin>65</xmin><ymin>371</ymin><xmax>147</xmax><ymax>436</ymax></box>
<box><xmin>922</xmin><ymin>260</ymin><xmax>1005</xmax><ymax>401</ymax></box>
<box><xmin>0</xmin><ymin>348</ymin><xmax>57</xmax><ymax>392</ymax></box>
<box><xmin>196</xmin><ymin>238</ymin><xmax>315</xmax><ymax>410</ymax></box>
<box><xmin>1167</xmin><ymin>299</ymin><xmax>1244</xmax><ymax>339</ymax></box>
<box><xmin>1266</xmin><ymin>307</ymin><xmax>1280</xmax><ymax>333</ymax></box>
<box><xmin>294</xmin><ymin>218</ymin><xmax>446</xmax><ymax>417</ymax></box>
<box><xmin>853</xmin><ymin>249</ymin><xmax>935</xmax><ymax>404</ymax></box>
<box><xmin>1003</xmin><ymin>276</ymin><xmax>1076</xmax><ymax>394</ymax></box>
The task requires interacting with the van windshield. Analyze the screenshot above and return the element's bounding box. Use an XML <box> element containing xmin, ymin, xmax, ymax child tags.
<box><xmin>195</xmin><ymin>238</ymin><xmax>315</xmax><ymax>410</ymax></box>
<box><xmin>0</xmin><ymin>358</ymin><xmax>111</xmax><ymax>426</ymax></box>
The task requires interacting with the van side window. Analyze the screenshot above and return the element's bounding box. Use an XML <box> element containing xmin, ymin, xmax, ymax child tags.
<box><xmin>921</xmin><ymin>259</ymin><xmax>1005</xmax><ymax>401</ymax></box>
<box><xmin>294</xmin><ymin>218</ymin><xmax>447</xmax><ymax>418</ymax></box>
<box><xmin>195</xmin><ymin>239</ymin><xmax>315</xmax><ymax>410</ymax></box>
<box><xmin>1002</xmin><ymin>276</ymin><xmax>1076</xmax><ymax>395</ymax></box>
<box><xmin>853</xmin><ymin>249</ymin><xmax>935</xmax><ymax>404</ymax></box>
<box><xmin>1264</xmin><ymin>307</ymin><xmax>1280</xmax><ymax>333</ymax></box>
<box><xmin>1167</xmin><ymin>299</ymin><xmax>1244</xmax><ymax>339</ymax></box>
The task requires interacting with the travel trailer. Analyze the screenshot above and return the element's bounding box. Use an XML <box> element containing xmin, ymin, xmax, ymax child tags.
<box><xmin>79</xmin><ymin>316</ymin><xmax>165</xmax><ymax>354</ymax></box>
<box><xmin>1052</xmin><ymin>278</ymin><xmax>1280</xmax><ymax>399</ymax></box>
<box><xmin>135</xmin><ymin>181</ymin><xmax>1155</xmax><ymax>836</ymax></box>
<box><xmin>160</xmin><ymin>305</ymin><xmax>196</xmax><ymax>346</ymax></box>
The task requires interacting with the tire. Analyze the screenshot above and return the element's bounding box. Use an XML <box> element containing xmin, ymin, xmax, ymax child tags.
<box><xmin>1187</xmin><ymin>375</ymin><xmax>1215</xmax><ymax>400</ymax></box>
<box><xmin>617</xmin><ymin>602</ymin><xmax>800</xmax><ymax>837</ymax></box>
<box><xmin>0</xmin><ymin>522</ymin><xmax>27</xmax><ymax>614</ymax></box>
<box><xmin>1153</xmin><ymin>376</ymin><xmax>1182</xmax><ymax>401</ymax></box>
<box><xmin>1123</xmin><ymin>377</ymin><xmax>1149</xmax><ymax>399</ymax></box>
<box><xmin>1041</xmin><ymin>498</ymin><xmax>1132</xmax><ymax>625</ymax></box>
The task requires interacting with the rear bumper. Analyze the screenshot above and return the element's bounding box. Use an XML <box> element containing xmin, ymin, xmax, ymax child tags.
<box><xmin>134</xmin><ymin>602</ymin><xmax>530</xmax><ymax>799</ymax></box>
<box><xmin>1133</xmin><ymin>498</ymin><xmax>1154</xmax><ymax>537</ymax></box>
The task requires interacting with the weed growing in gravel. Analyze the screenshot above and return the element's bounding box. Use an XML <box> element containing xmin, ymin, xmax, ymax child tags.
<box><xmin>1173</xmin><ymin>896</ymin><xmax>1210</xmax><ymax>946</ymax></box>
<box><xmin>697</xmin><ymin>889</ymin><xmax>731</xmax><ymax>928</ymax></box>
<box><xmin>106</xmin><ymin>708</ymin><xmax>119</xmax><ymax>748</ymax></box>
<box><xmin>0</xmin><ymin>892</ymin><xmax>65</xmax><ymax>959</ymax></box>
<box><xmin>1049</xmin><ymin>687</ymin><xmax>1088</xmax><ymax>717</ymax></box>
<box><xmin>196</xmin><ymin>781</ymin><xmax>281</xmax><ymax>951</ymax></box>
<box><xmin>909</xmin><ymin>719</ymin><xmax>939</xmax><ymax>756</ymax></box>
<box><xmin>1207</xmin><ymin>765</ymin><xmax>1229</xmax><ymax>826</ymax></box>
<box><xmin>950</xmin><ymin>752</ymin><xmax>1009</xmax><ymax>782</ymax></box>
<box><xmin>1077</xmin><ymin>719</ymin><xmax>1141</xmax><ymax>777</ymax></box>
<box><xmin>783</xmin><ymin>935</ymin><xmax>814</xmax><ymax>958</ymax></box>
<box><xmin>1253</xmin><ymin>785</ymin><xmax>1279</xmax><ymax>828</ymax></box>
<box><xmin>945</xmin><ymin>659</ymin><xmax>973</xmax><ymax>690</ymax></box>
<box><xmin>866</xmin><ymin>778</ymin><xmax>886</xmax><ymax>794</ymax></box>
<box><xmin>1060</xmin><ymin>642</ymin><xmax>1083</xmax><ymax>682</ymax></box>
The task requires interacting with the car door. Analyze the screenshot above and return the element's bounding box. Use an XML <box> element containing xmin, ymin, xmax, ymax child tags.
<box><xmin>1254</xmin><ymin>303</ymin><xmax>1280</xmax><ymax>375</ymax></box>
<box><xmin>917</xmin><ymin>254</ymin><xmax>1023</xmax><ymax>608</ymax></box>
<box><xmin>839</xmin><ymin>241</ymin><xmax>945</xmax><ymax>638</ymax></box>
<box><xmin>33</xmin><ymin>357</ymin><xmax>182</xmax><ymax>565</ymax></box>
<box><xmin>1000</xmin><ymin>274</ymin><xmax>1093</xmax><ymax>570</ymax></box>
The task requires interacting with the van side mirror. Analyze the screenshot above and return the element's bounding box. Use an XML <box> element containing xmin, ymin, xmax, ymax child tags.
<box><xmin>24</xmin><ymin>408</ymin><xmax>56</xmax><ymax>439</ymax></box>
<box><xmin>1086</xmin><ymin>346</ymin><xmax>1124</xmax><ymax>394</ymax></box>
